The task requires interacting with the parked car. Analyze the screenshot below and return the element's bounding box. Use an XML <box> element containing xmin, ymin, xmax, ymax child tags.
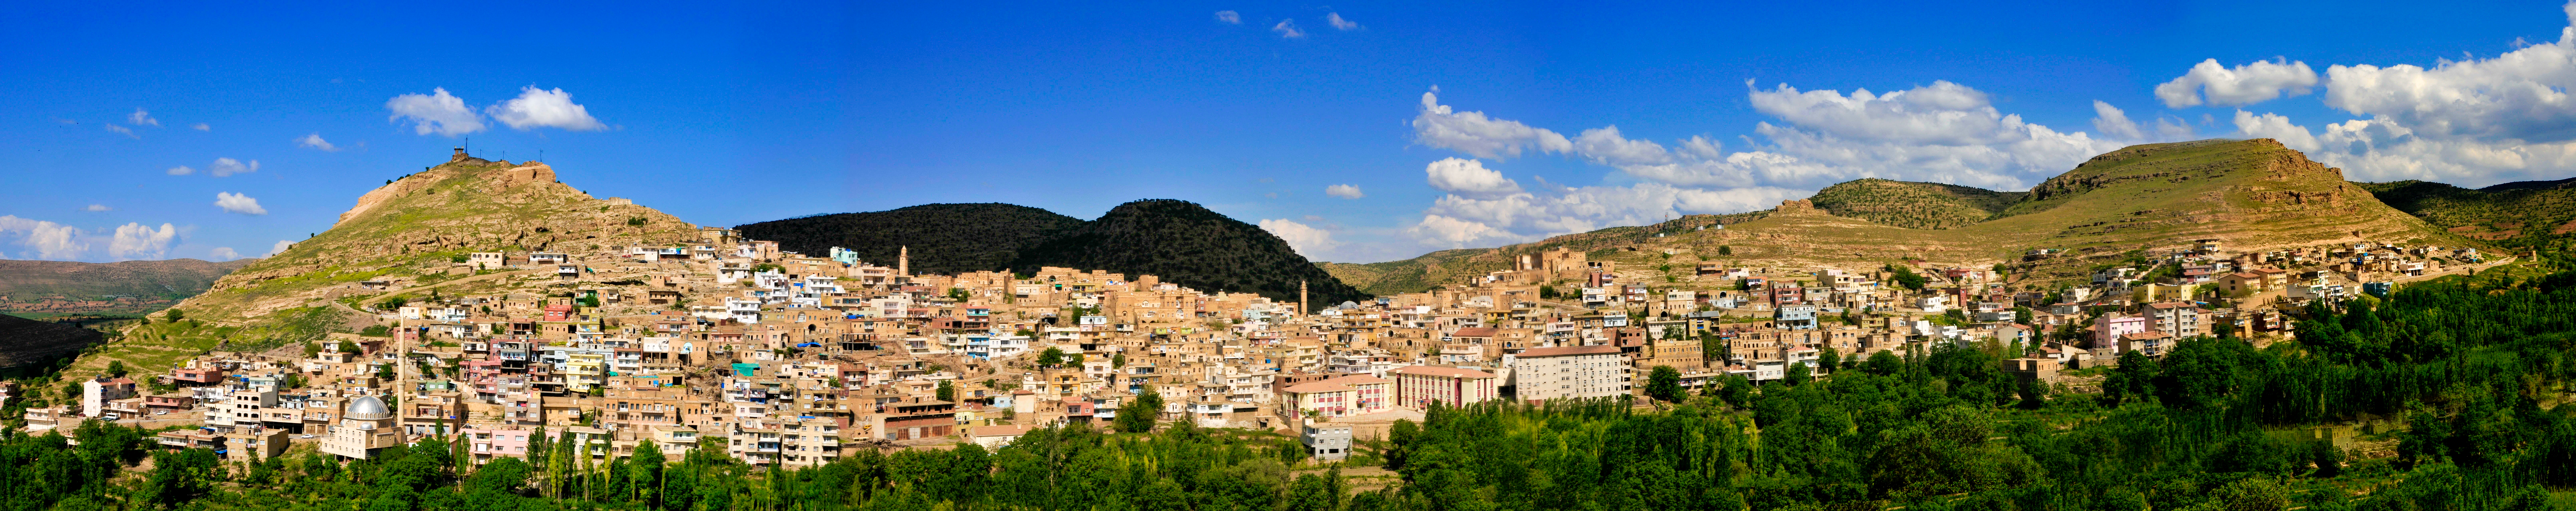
<box><xmin>300</xmin><ymin>434</ymin><xmax>315</xmax><ymax>439</ymax></box>
<box><xmin>100</xmin><ymin>413</ymin><xmax>121</xmax><ymax>421</ymax></box>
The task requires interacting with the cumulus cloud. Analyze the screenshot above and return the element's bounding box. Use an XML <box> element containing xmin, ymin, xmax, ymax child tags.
<box><xmin>1423</xmin><ymin>158</ymin><xmax>1526</xmax><ymax>199</ymax></box>
<box><xmin>1400</xmin><ymin>81</ymin><xmax>2132</xmax><ymax>246</ymax></box>
<box><xmin>488</xmin><ymin>86</ymin><xmax>607</xmax><ymax>131</ymax></box>
<box><xmin>109</xmin><ymin>222</ymin><xmax>176</xmax><ymax>260</ymax></box>
<box><xmin>2091</xmin><ymin>101</ymin><xmax>2145</xmax><ymax>141</ymax></box>
<box><xmin>209</xmin><ymin>158</ymin><xmax>259</xmax><ymax>177</ymax></box>
<box><xmin>0</xmin><ymin>216</ymin><xmax>88</xmax><ymax>260</ymax></box>
<box><xmin>266</xmin><ymin>240</ymin><xmax>294</xmax><ymax>257</ymax></box>
<box><xmin>387</xmin><ymin>87</ymin><xmax>486</xmax><ymax>136</ymax></box>
<box><xmin>297</xmin><ymin>133</ymin><xmax>339</xmax><ymax>151</ymax></box>
<box><xmin>209</xmin><ymin>247</ymin><xmax>241</xmax><ymax>261</ymax></box>
<box><xmin>1411</xmin><ymin>89</ymin><xmax>1572</xmax><ymax>159</ymax></box>
<box><xmin>1259</xmin><ymin>219</ymin><xmax>1340</xmax><ymax>256</ymax></box>
<box><xmin>1325</xmin><ymin>184</ymin><xmax>1365</xmax><ymax>199</ymax></box>
<box><xmin>1327</xmin><ymin>13</ymin><xmax>1360</xmax><ymax>30</ymax></box>
<box><xmin>2154</xmin><ymin>58</ymin><xmax>2319</xmax><ymax>108</ymax></box>
<box><xmin>128</xmin><ymin>108</ymin><xmax>159</xmax><ymax>127</ymax></box>
<box><xmin>214</xmin><ymin>192</ymin><xmax>266</xmax><ymax>215</ymax></box>
<box><xmin>84</xmin><ymin>204</ymin><xmax>110</xmax><ymax>212</ymax></box>
<box><xmin>1272</xmin><ymin>19</ymin><xmax>1304</xmax><ymax>38</ymax></box>
<box><xmin>1214</xmin><ymin>10</ymin><xmax>1240</xmax><ymax>24</ymax></box>
<box><xmin>191</xmin><ymin>123</ymin><xmax>209</xmax><ymax>131</ymax></box>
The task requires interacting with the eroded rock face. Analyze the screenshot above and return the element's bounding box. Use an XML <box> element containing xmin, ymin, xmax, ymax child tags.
<box><xmin>0</xmin><ymin>314</ymin><xmax>103</xmax><ymax>368</ymax></box>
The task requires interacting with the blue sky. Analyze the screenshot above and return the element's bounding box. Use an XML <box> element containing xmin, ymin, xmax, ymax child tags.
<box><xmin>6</xmin><ymin>1</ymin><xmax>2574</xmax><ymax>265</ymax></box>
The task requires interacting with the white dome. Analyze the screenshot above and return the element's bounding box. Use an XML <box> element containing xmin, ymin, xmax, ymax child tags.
<box><xmin>346</xmin><ymin>396</ymin><xmax>392</xmax><ymax>420</ymax></box>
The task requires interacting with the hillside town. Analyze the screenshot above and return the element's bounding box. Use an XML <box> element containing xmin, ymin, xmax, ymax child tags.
<box><xmin>30</xmin><ymin>221</ymin><xmax>2502</xmax><ymax>468</ymax></box>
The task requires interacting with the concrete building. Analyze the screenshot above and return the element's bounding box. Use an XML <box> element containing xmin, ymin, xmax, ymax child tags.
<box><xmin>1386</xmin><ymin>365</ymin><xmax>1498</xmax><ymax>408</ymax></box>
<box><xmin>1509</xmin><ymin>345</ymin><xmax>1628</xmax><ymax>402</ymax></box>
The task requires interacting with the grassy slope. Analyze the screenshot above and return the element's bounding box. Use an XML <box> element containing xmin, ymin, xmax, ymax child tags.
<box><xmin>1807</xmin><ymin>178</ymin><xmax>2029</xmax><ymax>229</ymax></box>
<box><xmin>57</xmin><ymin>156</ymin><xmax>700</xmax><ymax>384</ymax></box>
<box><xmin>1336</xmin><ymin>139</ymin><xmax>2481</xmax><ymax>295</ymax></box>
<box><xmin>2359</xmin><ymin>179</ymin><xmax>2576</xmax><ymax>248</ymax></box>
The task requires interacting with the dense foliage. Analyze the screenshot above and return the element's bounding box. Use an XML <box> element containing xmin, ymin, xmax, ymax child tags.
<box><xmin>737</xmin><ymin>200</ymin><xmax>1368</xmax><ymax>305</ymax></box>
<box><xmin>1008</xmin><ymin>199</ymin><xmax>1369</xmax><ymax>305</ymax></box>
<box><xmin>734</xmin><ymin>203</ymin><xmax>1087</xmax><ymax>275</ymax></box>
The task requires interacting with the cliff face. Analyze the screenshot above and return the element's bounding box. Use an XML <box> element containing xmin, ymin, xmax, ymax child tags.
<box><xmin>0</xmin><ymin>314</ymin><xmax>103</xmax><ymax>368</ymax></box>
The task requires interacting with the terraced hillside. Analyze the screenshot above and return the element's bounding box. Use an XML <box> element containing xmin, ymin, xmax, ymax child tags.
<box><xmin>1807</xmin><ymin>178</ymin><xmax>2027</xmax><ymax>229</ymax></box>
<box><xmin>2361</xmin><ymin>178</ymin><xmax>2576</xmax><ymax>248</ymax></box>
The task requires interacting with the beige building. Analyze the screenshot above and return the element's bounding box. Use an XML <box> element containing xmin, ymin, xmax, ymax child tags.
<box><xmin>321</xmin><ymin>396</ymin><xmax>403</xmax><ymax>459</ymax></box>
<box><xmin>1510</xmin><ymin>345</ymin><xmax>1629</xmax><ymax>402</ymax></box>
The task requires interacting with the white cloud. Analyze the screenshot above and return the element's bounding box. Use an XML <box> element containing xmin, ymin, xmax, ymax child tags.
<box><xmin>387</xmin><ymin>87</ymin><xmax>486</xmax><ymax>136</ymax></box>
<box><xmin>266</xmin><ymin>240</ymin><xmax>294</xmax><ymax>256</ymax></box>
<box><xmin>105</xmin><ymin>124</ymin><xmax>137</xmax><ymax>139</ymax></box>
<box><xmin>209</xmin><ymin>247</ymin><xmax>241</xmax><ymax>261</ymax></box>
<box><xmin>191</xmin><ymin>122</ymin><xmax>209</xmax><ymax>131</ymax></box>
<box><xmin>2322</xmin><ymin>9</ymin><xmax>2576</xmax><ymax>143</ymax></box>
<box><xmin>297</xmin><ymin>133</ymin><xmax>339</xmax><ymax>151</ymax></box>
<box><xmin>1327</xmin><ymin>12</ymin><xmax>1360</xmax><ymax>30</ymax></box>
<box><xmin>109</xmin><ymin>222</ymin><xmax>176</xmax><ymax>260</ymax></box>
<box><xmin>209</xmin><ymin>157</ymin><xmax>259</xmax><ymax>177</ymax></box>
<box><xmin>2091</xmin><ymin>101</ymin><xmax>2145</xmax><ymax>141</ymax></box>
<box><xmin>1411</xmin><ymin>89</ymin><xmax>1572</xmax><ymax>159</ymax></box>
<box><xmin>166</xmin><ymin>165</ymin><xmax>194</xmax><ymax>176</ymax></box>
<box><xmin>2232</xmin><ymin>110</ymin><xmax>2321</xmax><ymax>152</ymax></box>
<box><xmin>0</xmin><ymin>216</ymin><xmax>88</xmax><ymax>260</ymax></box>
<box><xmin>84</xmin><ymin>204</ymin><xmax>110</xmax><ymax>212</ymax></box>
<box><xmin>1423</xmin><ymin>158</ymin><xmax>1526</xmax><ymax>199</ymax></box>
<box><xmin>2154</xmin><ymin>58</ymin><xmax>2319</xmax><ymax>108</ymax></box>
<box><xmin>1259</xmin><ymin>219</ymin><xmax>1340</xmax><ymax>256</ymax></box>
<box><xmin>128</xmin><ymin>108</ymin><xmax>159</xmax><ymax>127</ymax></box>
<box><xmin>1272</xmin><ymin>19</ymin><xmax>1305</xmax><ymax>38</ymax></box>
<box><xmin>488</xmin><ymin>86</ymin><xmax>607</xmax><ymax>131</ymax></box>
<box><xmin>214</xmin><ymin>192</ymin><xmax>267</xmax><ymax>215</ymax></box>
<box><xmin>1325</xmin><ymin>184</ymin><xmax>1365</xmax><ymax>199</ymax></box>
<box><xmin>1214</xmin><ymin>10</ymin><xmax>1240</xmax><ymax>24</ymax></box>
<box><xmin>1399</xmin><ymin>81</ymin><xmax>2133</xmax><ymax>246</ymax></box>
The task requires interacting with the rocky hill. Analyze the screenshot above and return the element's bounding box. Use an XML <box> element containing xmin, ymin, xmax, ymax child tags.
<box><xmin>1806</xmin><ymin>178</ymin><xmax>2027</xmax><ymax>229</ymax></box>
<box><xmin>53</xmin><ymin>150</ymin><xmax>710</xmax><ymax>384</ymax></box>
<box><xmin>735</xmin><ymin>204</ymin><xmax>1086</xmax><ymax>275</ymax></box>
<box><xmin>0</xmin><ymin>258</ymin><xmax>255</xmax><ymax>316</ymax></box>
<box><xmin>742</xmin><ymin>200</ymin><xmax>1370</xmax><ymax>306</ymax></box>
<box><xmin>2360</xmin><ymin>178</ymin><xmax>2576</xmax><ymax>247</ymax></box>
<box><xmin>1331</xmin><ymin>139</ymin><xmax>2475</xmax><ymax>295</ymax></box>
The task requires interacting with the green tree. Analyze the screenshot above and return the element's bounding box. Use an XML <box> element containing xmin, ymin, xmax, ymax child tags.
<box><xmin>1117</xmin><ymin>387</ymin><xmax>1164</xmax><ymax>433</ymax></box>
<box><xmin>935</xmin><ymin>379</ymin><xmax>955</xmax><ymax>402</ymax></box>
<box><xmin>1718</xmin><ymin>245</ymin><xmax>1733</xmax><ymax>256</ymax></box>
<box><xmin>105</xmin><ymin>360</ymin><xmax>127</xmax><ymax>378</ymax></box>
<box><xmin>162</xmin><ymin>308</ymin><xmax>185</xmax><ymax>323</ymax></box>
<box><xmin>1645</xmin><ymin>365</ymin><xmax>1684</xmax><ymax>402</ymax></box>
<box><xmin>1037</xmin><ymin>347</ymin><xmax>1065</xmax><ymax>367</ymax></box>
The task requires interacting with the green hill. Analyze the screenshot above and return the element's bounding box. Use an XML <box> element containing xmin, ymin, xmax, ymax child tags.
<box><xmin>2360</xmin><ymin>178</ymin><xmax>2576</xmax><ymax>248</ymax></box>
<box><xmin>741</xmin><ymin>199</ymin><xmax>1370</xmax><ymax>306</ymax></box>
<box><xmin>735</xmin><ymin>204</ymin><xmax>1086</xmax><ymax>275</ymax></box>
<box><xmin>1807</xmin><ymin>178</ymin><xmax>2027</xmax><ymax>229</ymax></box>
<box><xmin>0</xmin><ymin>258</ymin><xmax>255</xmax><ymax>317</ymax></box>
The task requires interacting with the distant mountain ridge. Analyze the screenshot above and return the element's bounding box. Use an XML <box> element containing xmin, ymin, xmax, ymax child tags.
<box><xmin>738</xmin><ymin>199</ymin><xmax>1370</xmax><ymax>306</ymax></box>
<box><xmin>0</xmin><ymin>258</ymin><xmax>256</xmax><ymax>316</ymax></box>
<box><xmin>2361</xmin><ymin>178</ymin><xmax>2576</xmax><ymax>246</ymax></box>
<box><xmin>1327</xmin><ymin>138</ymin><xmax>2473</xmax><ymax>295</ymax></box>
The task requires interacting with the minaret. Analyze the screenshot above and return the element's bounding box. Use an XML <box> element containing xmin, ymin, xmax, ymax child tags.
<box><xmin>898</xmin><ymin>246</ymin><xmax>909</xmax><ymax>277</ymax></box>
<box><xmin>1299</xmin><ymin>280</ymin><xmax>1309</xmax><ymax>316</ymax></box>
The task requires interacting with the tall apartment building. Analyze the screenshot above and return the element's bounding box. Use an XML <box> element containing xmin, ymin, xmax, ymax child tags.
<box><xmin>1509</xmin><ymin>345</ymin><xmax>1629</xmax><ymax>402</ymax></box>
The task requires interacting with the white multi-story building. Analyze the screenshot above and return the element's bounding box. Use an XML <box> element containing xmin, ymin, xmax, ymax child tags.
<box><xmin>1508</xmin><ymin>345</ymin><xmax>1628</xmax><ymax>402</ymax></box>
